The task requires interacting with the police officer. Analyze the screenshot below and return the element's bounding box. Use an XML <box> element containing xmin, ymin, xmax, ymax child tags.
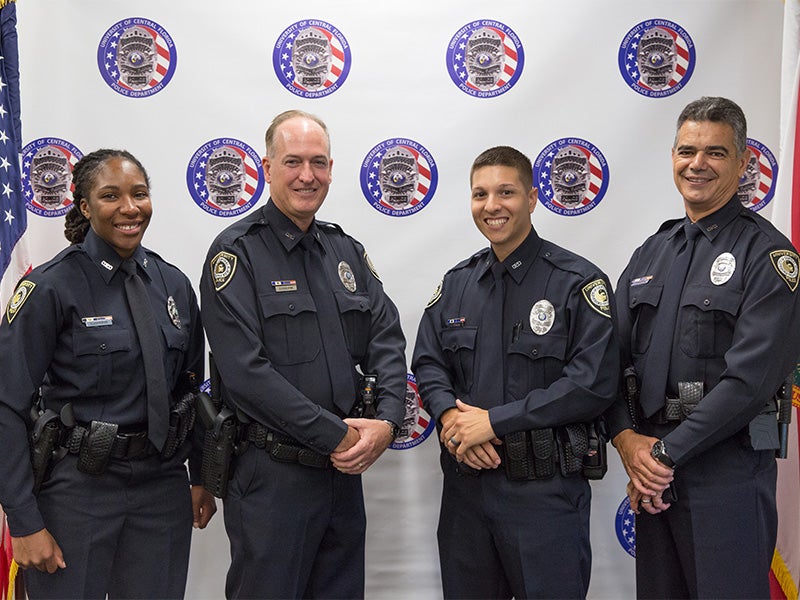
<box><xmin>606</xmin><ymin>97</ymin><xmax>800</xmax><ymax>598</ymax></box>
<box><xmin>200</xmin><ymin>110</ymin><xmax>406</xmax><ymax>599</ymax></box>
<box><xmin>412</xmin><ymin>146</ymin><xmax>618</xmax><ymax>599</ymax></box>
<box><xmin>0</xmin><ymin>149</ymin><xmax>216</xmax><ymax>598</ymax></box>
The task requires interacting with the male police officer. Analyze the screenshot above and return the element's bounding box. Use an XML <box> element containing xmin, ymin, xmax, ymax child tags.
<box><xmin>606</xmin><ymin>96</ymin><xmax>800</xmax><ymax>598</ymax></box>
<box><xmin>200</xmin><ymin>110</ymin><xmax>406</xmax><ymax>599</ymax></box>
<box><xmin>412</xmin><ymin>146</ymin><xmax>618</xmax><ymax>598</ymax></box>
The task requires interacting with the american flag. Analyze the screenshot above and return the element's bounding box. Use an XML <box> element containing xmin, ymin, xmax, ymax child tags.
<box><xmin>0</xmin><ymin>0</ymin><xmax>29</xmax><ymax>310</ymax></box>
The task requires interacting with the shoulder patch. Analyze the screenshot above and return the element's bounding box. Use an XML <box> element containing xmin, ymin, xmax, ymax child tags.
<box><xmin>770</xmin><ymin>250</ymin><xmax>799</xmax><ymax>292</ymax></box>
<box><xmin>426</xmin><ymin>280</ymin><xmax>443</xmax><ymax>308</ymax></box>
<box><xmin>6</xmin><ymin>280</ymin><xmax>36</xmax><ymax>324</ymax></box>
<box><xmin>364</xmin><ymin>251</ymin><xmax>381</xmax><ymax>282</ymax></box>
<box><xmin>581</xmin><ymin>279</ymin><xmax>611</xmax><ymax>317</ymax></box>
<box><xmin>210</xmin><ymin>251</ymin><xmax>238</xmax><ymax>292</ymax></box>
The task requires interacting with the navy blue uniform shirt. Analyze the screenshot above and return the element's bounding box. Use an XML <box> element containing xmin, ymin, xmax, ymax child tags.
<box><xmin>412</xmin><ymin>227</ymin><xmax>619</xmax><ymax>436</ymax></box>
<box><xmin>607</xmin><ymin>197</ymin><xmax>800</xmax><ymax>464</ymax></box>
<box><xmin>200</xmin><ymin>200</ymin><xmax>407</xmax><ymax>454</ymax></box>
<box><xmin>0</xmin><ymin>228</ymin><xmax>203</xmax><ymax>536</ymax></box>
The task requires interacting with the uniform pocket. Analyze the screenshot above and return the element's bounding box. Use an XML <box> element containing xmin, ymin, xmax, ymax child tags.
<box><xmin>508</xmin><ymin>331</ymin><xmax>568</xmax><ymax>399</ymax></box>
<box><xmin>441</xmin><ymin>327</ymin><xmax>477</xmax><ymax>394</ymax></box>
<box><xmin>628</xmin><ymin>283</ymin><xmax>663</xmax><ymax>356</ymax></box>
<box><xmin>333</xmin><ymin>291</ymin><xmax>371</xmax><ymax>361</ymax></box>
<box><xmin>679</xmin><ymin>284</ymin><xmax>742</xmax><ymax>358</ymax></box>
<box><xmin>259</xmin><ymin>292</ymin><xmax>320</xmax><ymax>365</ymax></box>
<box><xmin>72</xmin><ymin>328</ymin><xmax>132</xmax><ymax>395</ymax></box>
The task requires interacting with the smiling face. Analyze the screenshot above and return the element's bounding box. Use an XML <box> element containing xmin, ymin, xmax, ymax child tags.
<box><xmin>262</xmin><ymin>116</ymin><xmax>333</xmax><ymax>231</ymax></box>
<box><xmin>80</xmin><ymin>157</ymin><xmax>152</xmax><ymax>258</ymax></box>
<box><xmin>470</xmin><ymin>164</ymin><xmax>536</xmax><ymax>262</ymax></box>
<box><xmin>672</xmin><ymin>119</ymin><xmax>749</xmax><ymax>221</ymax></box>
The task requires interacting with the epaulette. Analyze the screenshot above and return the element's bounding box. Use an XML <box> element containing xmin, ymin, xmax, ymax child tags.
<box><xmin>212</xmin><ymin>206</ymin><xmax>268</xmax><ymax>246</ymax></box>
<box><xmin>447</xmin><ymin>247</ymin><xmax>489</xmax><ymax>275</ymax></box>
<box><xmin>540</xmin><ymin>240</ymin><xmax>604</xmax><ymax>279</ymax></box>
<box><xmin>38</xmin><ymin>244</ymin><xmax>82</xmax><ymax>273</ymax></box>
<box><xmin>655</xmin><ymin>217</ymin><xmax>684</xmax><ymax>234</ymax></box>
<box><xmin>317</xmin><ymin>220</ymin><xmax>346</xmax><ymax>236</ymax></box>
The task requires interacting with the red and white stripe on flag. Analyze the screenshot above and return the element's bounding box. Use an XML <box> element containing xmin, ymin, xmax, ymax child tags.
<box><xmin>771</xmin><ymin>2</ymin><xmax>800</xmax><ymax>599</ymax></box>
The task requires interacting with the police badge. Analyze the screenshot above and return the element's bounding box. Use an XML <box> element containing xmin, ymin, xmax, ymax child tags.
<box><xmin>710</xmin><ymin>253</ymin><xmax>736</xmax><ymax>285</ymax></box>
<box><xmin>338</xmin><ymin>261</ymin><xmax>357</xmax><ymax>292</ymax></box>
<box><xmin>530</xmin><ymin>299</ymin><xmax>555</xmax><ymax>335</ymax></box>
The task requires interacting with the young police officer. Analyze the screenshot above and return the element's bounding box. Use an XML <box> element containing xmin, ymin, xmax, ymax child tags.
<box><xmin>412</xmin><ymin>146</ymin><xmax>618</xmax><ymax>599</ymax></box>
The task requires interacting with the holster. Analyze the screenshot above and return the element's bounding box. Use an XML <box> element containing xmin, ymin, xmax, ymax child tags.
<box><xmin>162</xmin><ymin>390</ymin><xmax>196</xmax><ymax>459</ymax></box>
<box><xmin>557</xmin><ymin>424</ymin><xmax>588</xmax><ymax>477</ymax></box>
<box><xmin>76</xmin><ymin>421</ymin><xmax>119</xmax><ymax>476</ymax></box>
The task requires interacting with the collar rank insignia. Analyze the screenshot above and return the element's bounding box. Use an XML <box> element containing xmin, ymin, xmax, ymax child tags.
<box><xmin>582</xmin><ymin>279</ymin><xmax>611</xmax><ymax>318</ymax></box>
<box><xmin>770</xmin><ymin>250</ymin><xmax>799</xmax><ymax>292</ymax></box>
<box><xmin>6</xmin><ymin>280</ymin><xmax>35</xmax><ymax>324</ymax></box>
<box><xmin>210</xmin><ymin>251</ymin><xmax>238</xmax><ymax>292</ymax></box>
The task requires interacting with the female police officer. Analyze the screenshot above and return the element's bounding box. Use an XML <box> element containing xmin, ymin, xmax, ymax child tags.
<box><xmin>0</xmin><ymin>149</ymin><xmax>215</xmax><ymax>598</ymax></box>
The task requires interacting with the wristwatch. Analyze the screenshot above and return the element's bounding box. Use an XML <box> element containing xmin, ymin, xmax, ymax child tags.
<box><xmin>381</xmin><ymin>419</ymin><xmax>399</xmax><ymax>440</ymax></box>
<box><xmin>650</xmin><ymin>439</ymin><xmax>675</xmax><ymax>468</ymax></box>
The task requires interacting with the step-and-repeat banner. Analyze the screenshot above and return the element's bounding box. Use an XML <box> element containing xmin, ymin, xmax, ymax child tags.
<box><xmin>16</xmin><ymin>1</ymin><xmax>784</xmax><ymax>597</ymax></box>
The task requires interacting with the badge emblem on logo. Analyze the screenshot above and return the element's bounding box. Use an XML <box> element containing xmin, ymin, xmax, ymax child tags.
<box><xmin>446</xmin><ymin>20</ymin><xmax>525</xmax><ymax>98</ymax></box>
<box><xmin>360</xmin><ymin>138</ymin><xmax>438</xmax><ymax>217</ymax></box>
<box><xmin>187</xmin><ymin>138</ymin><xmax>265</xmax><ymax>217</ymax></box>
<box><xmin>710</xmin><ymin>253</ymin><xmax>736</xmax><ymax>286</ymax></box>
<box><xmin>6</xmin><ymin>280</ymin><xmax>35</xmax><ymax>324</ymax></box>
<box><xmin>22</xmin><ymin>138</ymin><xmax>83</xmax><ymax>218</ymax></box>
<box><xmin>582</xmin><ymin>280</ymin><xmax>611</xmax><ymax>317</ymax></box>
<box><xmin>338</xmin><ymin>261</ymin><xmax>356</xmax><ymax>292</ymax></box>
<box><xmin>615</xmin><ymin>496</ymin><xmax>637</xmax><ymax>558</ymax></box>
<box><xmin>737</xmin><ymin>138</ymin><xmax>778</xmax><ymax>212</ymax></box>
<box><xmin>390</xmin><ymin>373</ymin><xmax>436</xmax><ymax>450</ymax></box>
<box><xmin>618</xmin><ymin>19</ymin><xmax>696</xmax><ymax>98</ymax></box>
<box><xmin>770</xmin><ymin>250</ymin><xmax>800</xmax><ymax>292</ymax></box>
<box><xmin>210</xmin><ymin>251</ymin><xmax>238</xmax><ymax>291</ymax></box>
<box><xmin>534</xmin><ymin>138</ymin><xmax>610</xmax><ymax>216</ymax></box>
<box><xmin>272</xmin><ymin>19</ymin><xmax>352</xmax><ymax>99</ymax></box>
<box><xmin>167</xmin><ymin>296</ymin><xmax>182</xmax><ymax>329</ymax></box>
<box><xmin>529</xmin><ymin>299</ymin><xmax>555</xmax><ymax>335</ymax></box>
<box><xmin>97</xmin><ymin>17</ymin><xmax>177</xmax><ymax>98</ymax></box>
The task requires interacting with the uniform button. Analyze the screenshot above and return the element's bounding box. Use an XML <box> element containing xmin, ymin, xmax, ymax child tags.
<box><xmin>99</xmin><ymin>343</ymin><xmax>107</xmax><ymax>351</ymax></box>
<box><xmin>280</xmin><ymin>420</ymin><xmax>287</xmax><ymax>427</ymax></box>
<box><xmin>531</xmin><ymin>348</ymin><xmax>538</xmax><ymax>356</ymax></box>
<box><xmin>703</xmin><ymin>299</ymin><xmax>710</xmax><ymax>306</ymax></box>
<box><xmin>288</xmin><ymin>303</ymin><xmax>295</xmax><ymax>311</ymax></box>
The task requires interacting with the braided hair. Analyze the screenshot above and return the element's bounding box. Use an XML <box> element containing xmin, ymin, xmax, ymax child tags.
<box><xmin>64</xmin><ymin>149</ymin><xmax>151</xmax><ymax>244</ymax></box>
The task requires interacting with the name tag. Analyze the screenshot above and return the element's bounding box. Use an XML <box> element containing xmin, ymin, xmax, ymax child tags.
<box><xmin>271</xmin><ymin>280</ymin><xmax>297</xmax><ymax>292</ymax></box>
<box><xmin>82</xmin><ymin>316</ymin><xmax>113</xmax><ymax>327</ymax></box>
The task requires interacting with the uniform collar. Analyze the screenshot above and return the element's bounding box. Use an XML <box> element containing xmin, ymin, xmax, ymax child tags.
<box><xmin>265</xmin><ymin>199</ymin><xmax>309</xmax><ymax>253</ymax></box>
<box><xmin>83</xmin><ymin>228</ymin><xmax>150</xmax><ymax>284</ymax></box>
<box><xmin>480</xmin><ymin>227</ymin><xmax>543</xmax><ymax>285</ymax></box>
<box><xmin>692</xmin><ymin>196</ymin><xmax>741</xmax><ymax>242</ymax></box>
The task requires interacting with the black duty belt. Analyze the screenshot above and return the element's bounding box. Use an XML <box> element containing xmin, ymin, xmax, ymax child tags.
<box><xmin>66</xmin><ymin>422</ymin><xmax>159</xmax><ymax>462</ymax></box>
<box><xmin>245</xmin><ymin>423</ymin><xmax>330</xmax><ymax>469</ymax></box>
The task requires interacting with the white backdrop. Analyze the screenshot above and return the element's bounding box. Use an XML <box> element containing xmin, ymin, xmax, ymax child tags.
<box><xmin>15</xmin><ymin>1</ymin><xmax>785</xmax><ymax>597</ymax></box>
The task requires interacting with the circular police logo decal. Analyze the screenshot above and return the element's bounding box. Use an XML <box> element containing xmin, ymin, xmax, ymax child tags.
<box><xmin>22</xmin><ymin>138</ymin><xmax>83</xmax><ymax>218</ymax></box>
<box><xmin>187</xmin><ymin>138</ymin><xmax>265</xmax><ymax>217</ymax></box>
<box><xmin>97</xmin><ymin>17</ymin><xmax>177</xmax><ymax>98</ymax></box>
<box><xmin>446</xmin><ymin>20</ymin><xmax>524</xmax><ymax>98</ymax></box>
<box><xmin>391</xmin><ymin>373</ymin><xmax>436</xmax><ymax>450</ymax></box>
<box><xmin>533</xmin><ymin>137</ymin><xmax>610</xmax><ymax>216</ymax></box>
<box><xmin>737</xmin><ymin>138</ymin><xmax>778</xmax><ymax>212</ymax></box>
<box><xmin>618</xmin><ymin>19</ymin><xmax>695</xmax><ymax>98</ymax></box>
<box><xmin>360</xmin><ymin>138</ymin><xmax>438</xmax><ymax>217</ymax></box>
<box><xmin>614</xmin><ymin>496</ymin><xmax>637</xmax><ymax>557</ymax></box>
<box><xmin>273</xmin><ymin>19</ymin><xmax>352</xmax><ymax>99</ymax></box>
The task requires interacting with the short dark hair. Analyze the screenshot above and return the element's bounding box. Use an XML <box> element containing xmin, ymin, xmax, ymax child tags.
<box><xmin>470</xmin><ymin>146</ymin><xmax>533</xmax><ymax>191</ymax></box>
<box><xmin>264</xmin><ymin>109</ymin><xmax>331</xmax><ymax>157</ymax></box>
<box><xmin>675</xmin><ymin>96</ymin><xmax>747</xmax><ymax>155</ymax></box>
<box><xmin>64</xmin><ymin>149</ymin><xmax>150</xmax><ymax>244</ymax></box>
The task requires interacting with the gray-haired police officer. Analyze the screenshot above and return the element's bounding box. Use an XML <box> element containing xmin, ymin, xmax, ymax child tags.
<box><xmin>606</xmin><ymin>96</ymin><xmax>800</xmax><ymax>599</ymax></box>
<box><xmin>412</xmin><ymin>146</ymin><xmax>619</xmax><ymax>599</ymax></box>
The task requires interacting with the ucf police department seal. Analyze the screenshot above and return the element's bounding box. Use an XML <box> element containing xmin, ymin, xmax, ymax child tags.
<box><xmin>737</xmin><ymin>138</ymin><xmax>778</xmax><ymax>212</ymax></box>
<box><xmin>187</xmin><ymin>138</ymin><xmax>265</xmax><ymax>217</ymax></box>
<box><xmin>445</xmin><ymin>19</ymin><xmax>525</xmax><ymax>98</ymax></box>
<box><xmin>582</xmin><ymin>279</ymin><xmax>611</xmax><ymax>317</ymax></box>
<box><xmin>6</xmin><ymin>280</ymin><xmax>35</xmax><ymax>324</ymax></box>
<box><xmin>97</xmin><ymin>17</ymin><xmax>177</xmax><ymax>98</ymax></box>
<box><xmin>770</xmin><ymin>250</ymin><xmax>800</xmax><ymax>292</ymax></box>
<box><xmin>210</xmin><ymin>251</ymin><xmax>238</xmax><ymax>292</ymax></box>
<box><xmin>273</xmin><ymin>19</ymin><xmax>352</xmax><ymax>99</ymax></box>
<box><xmin>615</xmin><ymin>496</ymin><xmax>637</xmax><ymax>558</ymax></box>
<box><xmin>534</xmin><ymin>137</ymin><xmax>609</xmax><ymax>216</ymax></box>
<box><xmin>390</xmin><ymin>373</ymin><xmax>436</xmax><ymax>450</ymax></box>
<box><xmin>360</xmin><ymin>138</ymin><xmax>438</xmax><ymax>217</ymax></box>
<box><xmin>618</xmin><ymin>18</ymin><xmax>696</xmax><ymax>98</ymax></box>
<box><xmin>22</xmin><ymin>138</ymin><xmax>83</xmax><ymax>218</ymax></box>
